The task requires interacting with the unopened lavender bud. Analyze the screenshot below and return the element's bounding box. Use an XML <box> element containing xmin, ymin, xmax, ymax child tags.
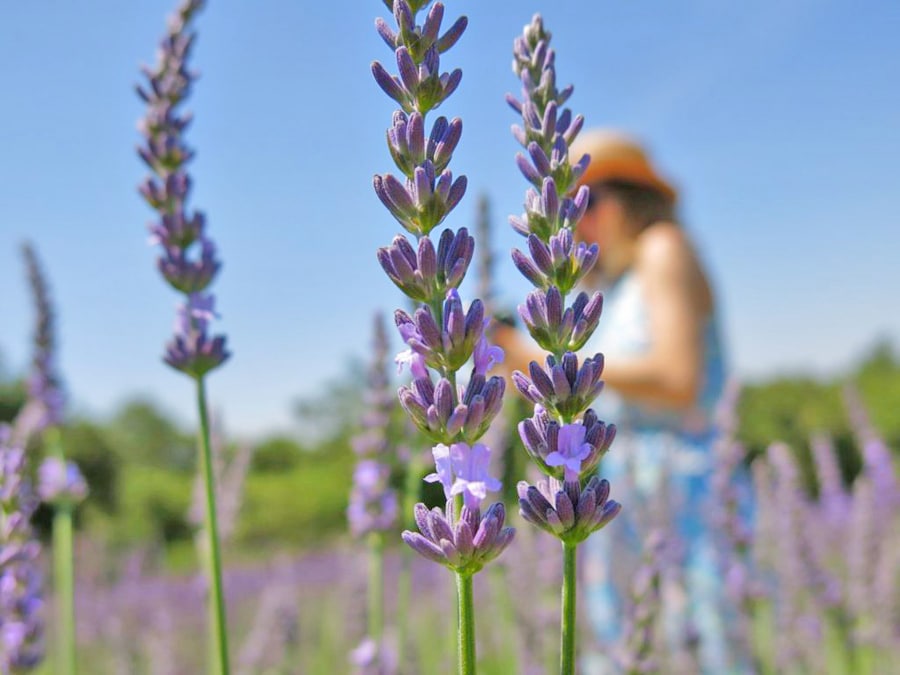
<box><xmin>371</xmin><ymin>60</ymin><xmax>412</xmax><ymax>112</ymax></box>
<box><xmin>430</xmin><ymin>116</ymin><xmax>462</xmax><ymax>173</ymax></box>
<box><xmin>435</xmin><ymin>14</ymin><xmax>467</xmax><ymax>53</ymax></box>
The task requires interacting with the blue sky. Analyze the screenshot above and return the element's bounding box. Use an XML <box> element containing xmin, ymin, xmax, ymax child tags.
<box><xmin>1</xmin><ymin>1</ymin><xmax>898</xmax><ymax>437</ymax></box>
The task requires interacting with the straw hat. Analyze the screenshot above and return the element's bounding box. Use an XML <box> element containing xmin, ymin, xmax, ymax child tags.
<box><xmin>571</xmin><ymin>130</ymin><xmax>677</xmax><ymax>203</ymax></box>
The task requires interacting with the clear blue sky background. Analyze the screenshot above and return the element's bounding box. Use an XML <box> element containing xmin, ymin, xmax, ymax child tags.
<box><xmin>1</xmin><ymin>1</ymin><xmax>898</xmax><ymax>437</ymax></box>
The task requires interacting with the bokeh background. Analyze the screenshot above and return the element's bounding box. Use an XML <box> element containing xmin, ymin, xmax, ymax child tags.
<box><xmin>1</xmin><ymin>1</ymin><xmax>899</xmax><ymax>672</ymax></box>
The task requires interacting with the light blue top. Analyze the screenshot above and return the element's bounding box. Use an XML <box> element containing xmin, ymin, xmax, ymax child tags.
<box><xmin>586</xmin><ymin>267</ymin><xmax>726</xmax><ymax>453</ymax></box>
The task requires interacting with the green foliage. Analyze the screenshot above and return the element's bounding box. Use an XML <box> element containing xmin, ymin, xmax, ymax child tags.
<box><xmin>114</xmin><ymin>465</ymin><xmax>193</xmax><ymax>545</ymax></box>
<box><xmin>0</xmin><ymin>379</ymin><xmax>26</xmax><ymax>425</ymax></box>
<box><xmin>737</xmin><ymin>340</ymin><xmax>900</xmax><ymax>492</ymax></box>
<box><xmin>105</xmin><ymin>398</ymin><xmax>195</xmax><ymax>472</ymax></box>
<box><xmin>236</xmin><ymin>442</ymin><xmax>355</xmax><ymax>547</ymax></box>
<box><xmin>250</xmin><ymin>435</ymin><xmax>305</xmax><ymax>472</ymax></box>
<box><xmin>854</xmin><ymin>340</ymin><xmax>900</xmax><ymax>447</ymax></box>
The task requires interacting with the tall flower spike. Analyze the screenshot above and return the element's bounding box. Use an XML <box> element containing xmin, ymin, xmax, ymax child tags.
<box><xmin>371</xmin><ymin>4</ymin><xmax>513</xmax><ymax>671</ymax></box>
<box><xmin>12</xmin><ymin>244</ymin><xmax>66</xmax><ymax>446</ymax></box>
<box><xmin>136</xmin><ymin>3</ymin><xmax>232</xmax><ymax>672</ymax></box>
<box><xmin>507</xmin><ymin>15</ymin><xmax>620</xmax><ymax>674</ymax></box>
<box><xmin>137</xmin><ymin>0</ymin><xmax>229</xmax><ymax>379</ymax></box>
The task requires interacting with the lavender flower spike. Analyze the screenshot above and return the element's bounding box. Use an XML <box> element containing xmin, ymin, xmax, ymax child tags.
<box><xmin>12</xmin><ymin>244</ymin><xmax>66</xmax><ymax>446</ymax></box>
<box><xmin>137</xmin><ymin>0</ymin><xmax>229</xmax><ymax>379</ymax></box>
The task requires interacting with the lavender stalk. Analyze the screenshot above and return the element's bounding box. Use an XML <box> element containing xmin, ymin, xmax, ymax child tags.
<box><xmin>19</xmin><ymin>242</ymin><xmax>86</xmax><ymax>675</ymax></box>
<box><xmin>136</xmin><ymin>2</ymin><xmax>231</xmax><ymax>672</ymax></box>
<box><xmin>348</xmin><ymin>313</ymin><xmax>399</xmax><ymax>670</ymax></box>
<box><xmin>505</xmin><ymin>15</ymin><xmax>621</xmax><ymax>674</ymax></box>
<box><xmin>371</xmin><ymin>3</ymin><xmax>514</xmax><ymax>672</ymax></box>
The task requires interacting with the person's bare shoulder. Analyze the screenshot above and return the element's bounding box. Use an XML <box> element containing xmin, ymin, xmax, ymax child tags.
<box><xmin>634</xmin><ymin>222</ymin><xmax>713</xmax><ymax>313</ymax></box>
<box><xmin>634</xmin><ymin>222</ymin><xmax>695</xmax><ymax>277</ymax></box>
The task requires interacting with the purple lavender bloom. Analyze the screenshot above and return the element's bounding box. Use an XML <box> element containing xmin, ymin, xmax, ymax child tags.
<box><xmin>402</xmin><ymin>501</ymin><xmax>514</xmax><ymax>575</ymax></box>
<box><xmin>394</xmin><ymin>289</ymin><xmax>486</xmax><ymax>372</ymax></box>
<box><xmin>372</xmin><ymin>1</ymin><xmax>514</xmax><ymax>577</ymax></box>
<box><xmin>517</xmin><ymin>287</ymin><xmax>603</xmax><ymax>355</ymax></box>
<box><xmin>545</xmin><ymin>423</ymin><xmax>593</xmax><ymax>482</ymax></box>
<box><xmin>517</xmin><ymin>475</ymin><xmax>621</xmax><ymax>545</ymax></box>
<box><xmin>37</xmin><ymin>457</ymin><xmax>88</xmax><ymax>506</ymax></box>
<box><xmin>377</xmin><ymin>227</ymin><xmax>473</xmax><ymax>303</ymax></box>
<box><xmin>0</xmin><ymin>428</ymin><xmax>46</xmax><ymax>672</ymax></box>
<box><xmin>512</xmin><ymin>351</ymin><xmax>606</xmax><ymax>419</ymax></box>
<box><xmin>137</xmin><ymin>0</ymin><xmax>229</xmax><ymax>379</ymax></box>
<box><xmin>348</xmin><ymin>314</ymin><xmax>399</xmax><ymax>538</ymax></box>
<box><xmin>518</xmin><ymin>405</ymin><xmax>615</xmax><ymax>480</ymax></box>
<box><xmin>425</xmin><ymin>442</ymin><xmax>502</xmax><ymax>511</ymax></box>
<box><xmin>12</xmin><ymin>244</ymin><xmax>66</xmax><ymax>446</ymax></box>
<box><xmin>397</xmin><ymin>371</ymin><xmax>505</xmax><ymax>444</ymax></box>
<box><xmin>163</xmin><ymin>292</ymin><xmax>230</xmax><ymax>378</ymax></box>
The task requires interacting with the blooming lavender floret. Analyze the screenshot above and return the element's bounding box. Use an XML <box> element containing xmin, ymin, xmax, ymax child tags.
<box><xmin>402</xmin><ymin>501</ymin><xmax>514</xmax><ymax>575</ymax></box>
<box><xmin>424</xmin><ymin>442</ymin><xmax>501</xmax><ymax>511</ymax></box>
<box><xmin>517</xmin><ymin>475</ymin><xmax>621</xmax><ymax>545</ymax></box>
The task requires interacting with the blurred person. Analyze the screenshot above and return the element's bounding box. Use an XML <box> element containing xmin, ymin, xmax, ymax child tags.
<box><xmin>495</xmin><ymin>130</ymin><xmax>729</xmax><ymax>672</ymax></box>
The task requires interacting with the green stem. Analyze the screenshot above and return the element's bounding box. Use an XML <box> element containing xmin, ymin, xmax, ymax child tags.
<box><xmin>47</xmin><ymin>428</ymin><xmax>76</xmax><ymax>675</ymax></box>
<box><xmin>456</xmin><ymin>572</ymin><xmax>476</xmax><ymax>675</ymax></box>
<box><xmin>397</xmin><ymin>455</ymin><xmax>424</xmax><ymax>656</ymax></box>
<box><xmin>196</xmin><ymin>377</ymin><xmax>230</xmax><ymax>674</ymax></box>
<box><xmin>367</xmin><ymin>532</ymin><xmax>385</xmax><ymax>646</ymax></box>
<box><xmin>560</xmin><ymin>542</ymin><xmax>577</xmax><ymax>675</ymax></box>
<box><xmin>53</xmin><ymin>502</ymin><xmax>75</xmax><ymax>675</ymax></box>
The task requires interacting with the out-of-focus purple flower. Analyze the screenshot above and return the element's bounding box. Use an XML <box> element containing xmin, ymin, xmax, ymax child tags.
<box><xmin>163</xmin><ymin>292</ymin><xmax>230</xmax><ymax>378</ymax></box>
<box><xmin>37</xmin><ymin>457</ymin><xmax>88</xmax><ymax>506</ymax></box>
<box><xmin>617</xmin><ymin>531</ymin><xmax>666</xmax><ymax>674</ymax></box>
<box><xmin>517</xmin><ymin>475</ymin><xmax>620</xmax><ymax>544</ymax></box>
<box><xmin>0</xmin><ymin>428</ymin><xmax>45</xmax><ymax>672</ymax></box>
<box><xmin>348</xmin><ymin>314</ymin><xmax>399</xmax><ymax>538</ymax></box>
<box><xmin>137</xmin><ymin>0</ymin><xmax>229</xmax><ymax>379</ymax></box>
<box><xmin>402</xmin><ymin>502</ymin><xmax>514</xmax><ymax>575</ymax></box>
<box><xmin>11</xmin><ymin>244</ymin><xmax>66</xmax><ymax>446</ymax></box>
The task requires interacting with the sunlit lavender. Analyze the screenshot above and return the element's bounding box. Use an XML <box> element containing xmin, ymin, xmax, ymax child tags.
<box><xmin>1</xmin><ymin>1</ymin><xmax>898</xmax><ymax>674</ymax></box>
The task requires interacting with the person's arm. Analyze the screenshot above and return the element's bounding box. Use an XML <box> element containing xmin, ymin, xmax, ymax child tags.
<box><xmin>600</xmin><ymin>224</ymin><xmax>706</xmax><ymax>409</ymax></box>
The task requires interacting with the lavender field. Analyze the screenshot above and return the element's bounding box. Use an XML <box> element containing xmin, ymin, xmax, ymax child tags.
<box><xmin>2</xmin><ymin>1</ymin><xmax>899</xmax><ymax>674</ymax></box>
